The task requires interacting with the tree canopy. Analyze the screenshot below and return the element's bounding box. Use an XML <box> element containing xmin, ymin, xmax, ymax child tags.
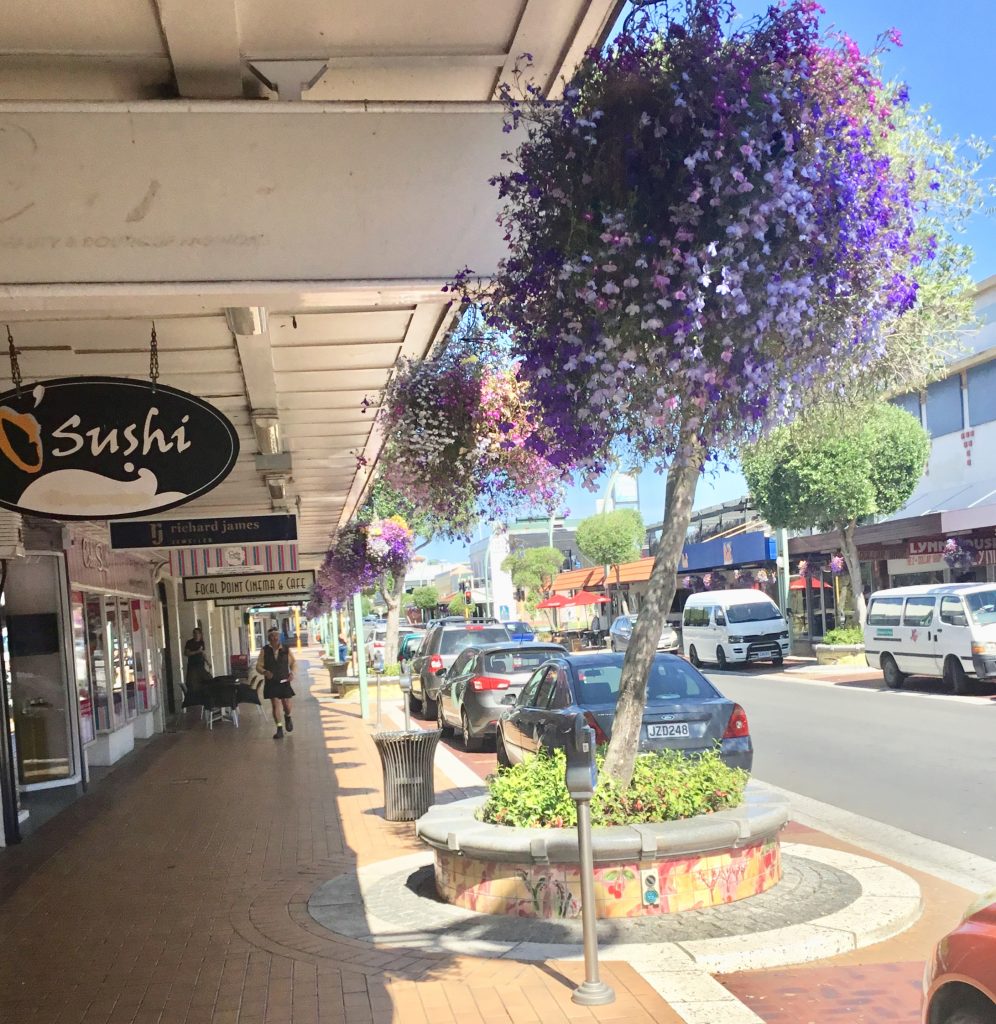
<box><xmin>742</xmin><ymin>403</ymin><xmax>930</xmax><ymax>623</ymax></box>
<box><xmin>502</xmin><ymin>546</ymin><xmax>565</xmax><ymax>599</ymax></box>
<box><xmin>576</xmin><ymin>509</ymin><xmax>645</xmax><ymax>567</ymax></box>
<box><xmin>410</xmin><ymin>586</ymin><xmax>439</xmax><ymax>611</ymax></box>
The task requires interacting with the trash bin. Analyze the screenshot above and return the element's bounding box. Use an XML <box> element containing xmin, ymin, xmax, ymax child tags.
<box><xmin>373</xmin><ymin>729</ymin><xmax>442</xmax><ymax>821</ymax></box>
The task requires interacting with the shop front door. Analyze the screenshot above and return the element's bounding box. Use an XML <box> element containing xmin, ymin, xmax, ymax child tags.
<box><xmin>2</xmin><ymin>555</ymin><xmax>79</xmax><ymax>789</ymax></box>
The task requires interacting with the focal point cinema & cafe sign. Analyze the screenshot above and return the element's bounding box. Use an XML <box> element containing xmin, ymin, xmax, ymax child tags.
<box><xmin>0</xmin><ymin>377</ymin><xmax>239</xmax><ymax>519</ymax></box>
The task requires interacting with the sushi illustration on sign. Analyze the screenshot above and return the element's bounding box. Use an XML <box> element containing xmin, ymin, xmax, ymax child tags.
<box><xmin>0</xmin><ymin>377</ymin><xmax>240</xmax><ymax>520</ymax></box>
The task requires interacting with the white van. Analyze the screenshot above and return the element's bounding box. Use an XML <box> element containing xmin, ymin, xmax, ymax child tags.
<box><xmin>864</xmin><ymin>583</ymin><xmax>996</xmax><ymax>695</ymax></box>
<box><xmin>682</xmin><ymin>589</ymin><xmax>790</xmax><ymax>669</ymax></box>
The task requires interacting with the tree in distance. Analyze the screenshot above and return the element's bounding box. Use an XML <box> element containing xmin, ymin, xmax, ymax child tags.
<box><xmin>742</xmin><ymin>403</ymin><xmax>930</xmax><ymax>625</ymax></box>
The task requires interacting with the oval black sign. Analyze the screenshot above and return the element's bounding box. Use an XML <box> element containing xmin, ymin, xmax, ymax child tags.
<box><xmin>0</xmin><ymin>377</ymin><xmax>240</xmax><ymax>520</ymax></box>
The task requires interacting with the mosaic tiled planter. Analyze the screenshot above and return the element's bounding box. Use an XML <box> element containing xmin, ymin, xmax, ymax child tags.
<box><xmin>417</xmin><ymin>783</ymin><xmax>788</xmax><ymax>920</ymax></box>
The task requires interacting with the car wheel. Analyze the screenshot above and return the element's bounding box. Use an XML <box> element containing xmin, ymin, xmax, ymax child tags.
<box><xmin>944</xmin><ymin>655</ymin><xmax>973</xmax><ymax>696</ymax></box>
<box><xmin>436</xmin><ymin>698</ymin><xmax>453</xmax><ymax>736</ymax></box>
<box><xmin>881</xmin><ymin>654</ymin><xmax>905</xmax><ymax>690</ymax></box>
<box><xmin>422</xmin><ymin>687</ymin><xmax>438</xmax><ymax>720</ymax></box>
<box><xmin>716</xmin><ymin>646</ymin><xmax>728</xmax><ymax>670</ymax></box>
<box><xmin>496</xmin><ymin>729</ymin><xmax>512</xmax><ymax>768</ymax></box>
<box><xmin>462</xmin><ymin>710</ymin><xmax>483</xmax><ymax>752</ymax></box>
<box><xmin>408</xmin><ymin>690</ymin><xmax>423</xmax><ymax>716</ymax></box>
<box><xmin>772</xmin><ymin>655</ymin><xmax>784</xmax><ymax>666</ymax></box>
<box><xmin>688</xmin><ymin>645</ymin><xmax>701</xmax><ymax>668</ymax></box>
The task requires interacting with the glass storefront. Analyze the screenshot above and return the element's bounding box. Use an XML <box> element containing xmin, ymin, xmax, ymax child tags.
<box><xmin>70</xmin><ymin>590</ymin><xmax>160</xmax><ymax>737</ymax></box>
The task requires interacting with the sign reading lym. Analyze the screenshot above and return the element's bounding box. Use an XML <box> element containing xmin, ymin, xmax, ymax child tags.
<box><xmin>0</xmin><ymin>377</ymin><xmax>239</xmax><ymax>520</ymax></box>
<box><xmin>182</xmin><ymin>570</ymin><xmax>315</xmax><ymax>603</ymax></box>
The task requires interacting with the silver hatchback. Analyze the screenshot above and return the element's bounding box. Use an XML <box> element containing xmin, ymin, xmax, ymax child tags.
<box><xmin>437</xmin><ymin>642</ymin><xmax>566</xmax><ymax>750</ymax></box>
<box><xmin>609</xmin><ymin>614</ymin><xmax>679</xmax><ymax>653</ymax></box>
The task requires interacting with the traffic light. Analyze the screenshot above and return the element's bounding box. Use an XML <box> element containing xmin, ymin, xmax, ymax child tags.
<box><xmin>465</xmin><ymin>589</ymin><xmax>473</xmax><ymax>605</ymax></box>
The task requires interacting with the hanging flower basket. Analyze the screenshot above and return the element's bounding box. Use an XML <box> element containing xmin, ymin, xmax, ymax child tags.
<box><xmin>376</xmin><ymin>326</ymin><xmax>564</xmax><ymax>536</ymax></box>
<box><xmin>943</xmin><ymin>538</ymin><xmax>977</xmax><ymax>572</ymax></box>
<box><xmin>459</xmin><ymin>0</ymin><xmax>922</xmax><ymax>482</ymax></box>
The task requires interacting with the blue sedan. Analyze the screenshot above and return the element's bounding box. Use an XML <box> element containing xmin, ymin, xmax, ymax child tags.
<box><xmin>496</xmin><ymin>652</ymin><xmax>751</xmax><ymax>771</ymax></box>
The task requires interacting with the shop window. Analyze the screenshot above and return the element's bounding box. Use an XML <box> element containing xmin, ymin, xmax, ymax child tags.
<box><xmin>867</xmin><ymin>597</ymin><xmax>903</xmax><ymax>627</ymax></box>
<box><xmin>925</xmin><ymin>376</ymin><xmax>963</xmax><ymax>437</ymax></box>
<box><xmin>968</xmin><ymin>360</ymin><xmax>996</xmax><ymax>427</ymax></box>
<box><xmin>891</xmin><ymin>392</ymin><xmax>921</xmax><ymax>422</ymax></box>
<box><xmin>85</xmin><ymin>595</ymin><xmax>111</xmax><ymax>731</ymax></box>
<box><xmin>71</xmin><ymin>593</ymin><xmax>95</xmax><ymax>745</ymax></box>
<box><xmin>902</xmin><ymin>596</ymin><xmax>936</xmax><ymax>627</ymax></box>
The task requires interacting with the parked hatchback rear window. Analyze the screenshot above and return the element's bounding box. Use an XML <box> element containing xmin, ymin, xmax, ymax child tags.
<box><xmin>482</xmin><ymin>648</ymin><xmax>560</xmax><ymax>675</ymax></box>
<box><xmin>439</xmin><ymin>627</ymin><xmax>509</xmax><ymax>654</ymax></box>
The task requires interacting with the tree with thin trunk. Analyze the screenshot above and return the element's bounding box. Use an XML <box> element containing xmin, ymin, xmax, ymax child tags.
<box><xmin>741</xmin><ymin>404</ymin><xmax>930</xmax><ymax>626</ymax></box>
<box><xmin>462</xmin><ymin>1</ymin><xmax>963</xmax><ymax>786</ymax></box>
<box><xmin>576</xmin><ymin>509</ymin><xmax>645</xmax><ymax>616</ymax></box>
<box><xmin>502</xmin><ymin>546</ymin><xmax>565</xmax><ymax>611</ymax></box>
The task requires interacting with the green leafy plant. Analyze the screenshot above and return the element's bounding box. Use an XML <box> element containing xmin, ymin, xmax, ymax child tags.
<box><xmin>479</xmin><ymin>748</ymin><xmax>747</xmax><ymax>829</ymax></box>
<box><xmin>822</xmin><ymin>627</ymin><xmax>864</xmax><ymax>646</ymax></box>
<box><xmin>447</xmin><ymin>594</ymin><xmax>467</xmax><ymax>617</ymax></box>
<box><xmin>382</xmin><ymin>662</ymin><xmax>401</xmax><ymax>676</ymax></box>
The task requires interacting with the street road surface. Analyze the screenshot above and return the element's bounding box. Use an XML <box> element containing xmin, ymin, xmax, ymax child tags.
<box><xmin>707</xmin><ymin>670</ymin><xmax>996</xmax><ymax>860</ymax></box>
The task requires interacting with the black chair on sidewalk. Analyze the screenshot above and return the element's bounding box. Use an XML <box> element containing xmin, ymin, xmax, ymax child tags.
<box><xmin>204</xmin><ymin>675</ymin><xmax>240</xmax><ymax>730</ymax></box>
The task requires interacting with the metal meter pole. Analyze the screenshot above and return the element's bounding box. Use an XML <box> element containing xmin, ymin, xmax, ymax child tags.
<box><xmin>571</xmin><ymin>796</ymin><xmax>614</xmax><ymax>1006</ymax></box>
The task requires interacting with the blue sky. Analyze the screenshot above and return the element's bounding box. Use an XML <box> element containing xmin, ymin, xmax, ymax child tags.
<box><xmin>421</xmin><ymin>0</ymin><xmax>996</xmax><ymax>563</ymax></box>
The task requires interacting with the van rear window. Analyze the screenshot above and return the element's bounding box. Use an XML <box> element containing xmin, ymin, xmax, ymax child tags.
<box><xmin>867</xmin><ymin>597</ymin><xmax>903</xmax><ymax>627</ymax></box>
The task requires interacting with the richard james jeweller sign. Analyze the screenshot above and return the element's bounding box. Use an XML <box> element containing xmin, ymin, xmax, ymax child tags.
<box><xmin>0</xmin><ymin>377</ymin><xmax>239</xmax><ymax>520</ymax></box>
<box><xmin>182</xmin><ymin>570</ymin><xmax>315</xmax><ymax>603</ymax></box>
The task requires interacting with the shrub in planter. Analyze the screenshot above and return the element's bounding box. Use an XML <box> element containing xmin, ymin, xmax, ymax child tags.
<box><xmin>822</xmin><ymin>627</ymin><xmax>864</xmax><ymax>646</ymax></box>
<box><xmin>479</xmin><ymin>748</ymin><xmax>747</xmax><ymax>828</ymax></box>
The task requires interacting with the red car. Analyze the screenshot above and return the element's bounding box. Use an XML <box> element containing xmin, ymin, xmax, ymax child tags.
<box><xmin>923</xmin><ymin>890</ymin><xmax>996</xmax><ymax>1024</ymax></box>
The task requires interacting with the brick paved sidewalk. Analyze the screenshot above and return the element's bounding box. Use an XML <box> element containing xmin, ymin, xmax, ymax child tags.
<box><xmin>0</xmin><ymin>651</ymin><xmax>680</xmax><ymax>1024</ymax></box>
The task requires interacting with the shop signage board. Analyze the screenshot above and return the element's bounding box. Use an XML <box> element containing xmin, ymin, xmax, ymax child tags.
<box><xmin>110</xmin><ymin>514</ymin><xmax>297</xmax><ymax>550</ymax></box>
<box><xmin>0</xmin><ymin>377</ymin><xmax>239</xmax><ymax>520</ymax></box>
<box><xmin>166</xmin><ymin>543</ymin><xmax>298</xmax><ymax>577</ymax></box>
<box><xmin>679</xmin><ymin>532</ymin><xmax>776</xmax><ymax>573</ymax></box>
<box><xmin>182</xmin><ymin>570</ymin><xmax>315</xmax><ymax>603</ymax></box>
<box><xmin>906</xmin><ymin>536</ymin><xmax>996</xmax><ymax>567</ymax></box>
<box><xmin>213</xmin><ymin>596</ymin><xmax>306</xmax><ymax>608</ymax></box>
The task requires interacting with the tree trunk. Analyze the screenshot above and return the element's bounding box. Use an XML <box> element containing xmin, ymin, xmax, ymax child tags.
<box><xmin>381</xmin><ymin>571</ymin><xmax>407</xmax><ymax>666</ymax></box>
<box><xmin>602</xmin><ymin>443</ymin><xmax>704</xmax><ymax>788</ymax></box>
<box><xmin>839</xmin><ymin>521</ymin><xmax>867</xmax><ymax>627</ymax></box>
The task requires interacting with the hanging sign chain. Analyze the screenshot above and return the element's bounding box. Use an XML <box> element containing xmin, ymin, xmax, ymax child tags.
<box><xmin>6</xmin><ymin>325</ymin><xmax>22</xmax><ymax>398</ymax></box>
<box><xmin>149</xmin><ymin>321</ymin><xmax>160</xmax><ymax>393</ymax></box>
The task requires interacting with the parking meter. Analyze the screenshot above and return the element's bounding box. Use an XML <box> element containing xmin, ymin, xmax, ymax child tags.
<box><xmin>564</xmin><ymin>712</ymin><xmax>597</xmax><ymax>800</ymax></box>
<box><xmin>399</xmin><ymin>671</ymin><xmax>413</xmax><ymax>731</ymax></box>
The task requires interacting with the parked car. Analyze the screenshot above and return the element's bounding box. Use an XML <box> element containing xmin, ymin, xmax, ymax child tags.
<box><xmin>437</xmin><ymin>641</ymin><xmax>566</xmax><ymax>750</ymax></box>
<box><xmin>682</xmin><ymin>589</ymin><xmax>789</xmax><ymax>668</ymax></box>
<box><xmin>398</xmin><ymin>631</ymin><xmax>425</xmax><ymax>670</ymax></box>
<box><xmin>365</xmin><ymin>624</ymin><xmax>388</xmax><ymax>667</ymax></box>
<box><xmin>608</xmin><ymin>614</ymin><xmax>679</xmax><ymax>653</ymax></box>
<box><xmin>922</xmin><ymin>888</ymin><xmax>996</xmax><ymax>1023</ymax></box>
<box><xmin>503</xmin><ymin>620</ymin><xmax>536</xmax><ymax>641</ymax></box>
<box><xmin>496</xmin><ymin>651</ymin><xmax>751</xmax><ymax>771</ymax></box>
<box><xmin>408</xmin><ymin>620</ymin><xmax>511</xmax><ymax>718</ymax></box>
<box><xmin>864</xmin><ymin>583</ymin><xmax>996</xmax><ymax>695</ymax></box>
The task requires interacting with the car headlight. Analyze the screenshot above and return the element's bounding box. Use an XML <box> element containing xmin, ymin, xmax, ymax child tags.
<box><xmin>728</xmin><ymin>635</ymin><xmax>745</xmax><ymax>644</ymax></box>
<box><xmin>779</xmin><ymin>631</ymin><xmax>789</xmax><ymax>640</ymax></box>
<box><xmin>971</xmin><ymin>642</ymin><xmax>996</xmax><ymax>656</ymax></box>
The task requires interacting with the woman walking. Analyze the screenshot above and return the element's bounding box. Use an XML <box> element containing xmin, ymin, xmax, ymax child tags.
<box><xmin>257</xmin><ymin>627</ymin><xmax>296</xmax><ymax>739</ymax></box>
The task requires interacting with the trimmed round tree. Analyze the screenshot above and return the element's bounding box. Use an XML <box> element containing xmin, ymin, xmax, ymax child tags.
<box><xmin>576</xmin><ymin>508</ymin><xmax>645</xmax><ymax>612</ymax></box>
<box><xmin>468</xmin><ymin>0</ymin><xmax>933</xmax><ymax>785</ymax></box>
<box><xmin>742</xmin><ymin>403</ymin><xmax>930</xmax><ymax>626</ymax></box>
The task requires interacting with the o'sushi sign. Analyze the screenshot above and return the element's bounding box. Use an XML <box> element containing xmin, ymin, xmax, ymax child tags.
<box><xmin>0</xmin><ymin>377</ymin><xmax>239</xmax><ymax>520</ymax></box>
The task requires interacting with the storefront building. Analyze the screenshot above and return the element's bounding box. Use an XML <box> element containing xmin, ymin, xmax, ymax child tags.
<box><xmin>0</xmin><ymin>522</ymin><xmax>166</xmax><ymax>845</ymax></box>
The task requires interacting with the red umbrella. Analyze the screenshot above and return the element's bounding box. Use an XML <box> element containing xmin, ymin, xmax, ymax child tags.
<box><xmin>566</xmin><ymin>591</ymin><xmax>610</xmax><ymax>606</ymax></box>
<box><xmin>790</xmin><ymin>577</ymin><xmax>832</xmax><ymax>590</ymax></box>
<box><xmin>536</xmin><ymin>594</ymin><xmax>571</xmax><ymax>609</ymax></box>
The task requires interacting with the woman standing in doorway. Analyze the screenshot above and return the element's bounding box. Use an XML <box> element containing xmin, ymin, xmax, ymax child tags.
<box><xmin>257</xmin><ymin>627</ymin><xmax>296</xmax><ymax>739</ymax></box>
<box><xmin>184</xmin><ymin>628</ymin><xmax>211</xmax><ymax>692</ymax></box>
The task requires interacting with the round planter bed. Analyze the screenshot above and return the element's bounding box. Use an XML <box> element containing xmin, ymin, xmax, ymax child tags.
<box><xmin>814</xmin><ymin>643</ymin><xmax>866</xmax><ymax>667</ymax></box>
<box><xmin>416</xmin><ymin>783</ymin><xmax>788</xmax><ymax>920</ymax></box>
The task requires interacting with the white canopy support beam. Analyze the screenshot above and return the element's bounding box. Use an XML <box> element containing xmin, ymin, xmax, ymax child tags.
<box><xmin>154</xmin><ymin>0</ymin><xmax>244</xmax><ymax>98</ymax></box>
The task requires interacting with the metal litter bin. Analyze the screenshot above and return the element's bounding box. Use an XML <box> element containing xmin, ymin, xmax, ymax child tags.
<box><xmin>373</xmin><ymin>729</ymin><xmax>442</xmax><ymax>821</ymax></box>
